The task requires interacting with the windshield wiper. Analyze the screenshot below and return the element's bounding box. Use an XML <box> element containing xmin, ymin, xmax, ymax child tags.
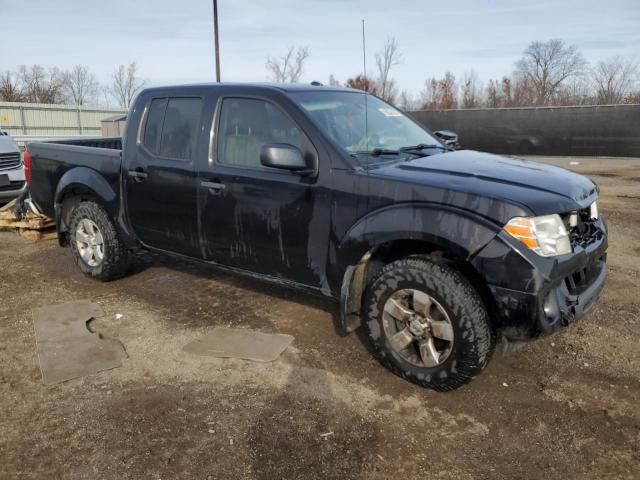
<box><xmin>352</xmin><ymin>143</ymin><xmax>450</xmax><ymax>158</ymax></box>
<box><xmin>352</xmin><ymin>148</ymin><xmax>401</xmax><ymax>157</ymax></box>
<box><xmin>399</xmin><ymin>143</ymin><xmax>449</xmax><ymax>153</ymax></box>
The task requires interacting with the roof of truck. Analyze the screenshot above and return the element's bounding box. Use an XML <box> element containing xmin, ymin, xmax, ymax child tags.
<box><xmin>141</xmin><ymin>82</ymin><xmax>362</xmax><ymax>94</ymax></box>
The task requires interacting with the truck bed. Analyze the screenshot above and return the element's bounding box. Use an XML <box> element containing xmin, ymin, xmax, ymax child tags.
<box><xmin>43</xmin><ymin>137</ymin><xmax>122</xmax><ymax>150</ymax></box>
<box><xmin>27</xmin><ymin>137</ymin><xmax>123</xmax><ymax>219</ymax></box>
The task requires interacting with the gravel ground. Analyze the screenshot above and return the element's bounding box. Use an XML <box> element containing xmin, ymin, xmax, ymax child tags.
<box><xmin>1</xmin><ymin>156</ymin><xmax>639</xmax><ymax>479</ymax></box>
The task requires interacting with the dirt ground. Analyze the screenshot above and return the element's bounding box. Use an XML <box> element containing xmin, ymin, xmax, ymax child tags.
<box><xmin>1</xmin><ymin>156</ymin><xmax>639</xmax><ymax>479</ymax></box>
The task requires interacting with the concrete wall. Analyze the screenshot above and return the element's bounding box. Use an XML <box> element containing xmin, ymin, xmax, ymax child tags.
<box><xmin>411</xmin><ymin>104</ymin><xmax>640</xmax><ymax>157</ymax></box>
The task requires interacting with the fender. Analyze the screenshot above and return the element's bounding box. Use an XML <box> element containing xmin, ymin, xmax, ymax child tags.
<box><xmin>334</xmin><ymin>202</ymin><xmax>502</xmax><ymax>333</ymax></box>
<box><xmin>55</xmin><ymin>166</ymin><xmax>117</xmax><ymax>205</ymax></box>
<box><xmin>53</xmin><ymin>167</ymin><xmax>119</xmax><ymax>245</ymax></box>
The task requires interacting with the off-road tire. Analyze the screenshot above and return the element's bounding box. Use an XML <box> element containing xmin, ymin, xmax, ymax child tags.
<box><xmin>364</xmin><ymin>256</ymin><xmax>494</xmax><ymax>391</ymax></box>
<box><xmin>69</xmin><ymin>201</ymin><xmax>129</xmax><ymax>281</ymax></box>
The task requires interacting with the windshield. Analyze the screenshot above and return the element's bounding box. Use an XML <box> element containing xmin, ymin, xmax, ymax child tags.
<box><xmin>290</xmin><ymin>91</ymin><xmax>442</xmax><ymax>163</ymax></box>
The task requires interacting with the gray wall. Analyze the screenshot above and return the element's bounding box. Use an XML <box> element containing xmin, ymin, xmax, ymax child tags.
<box><xmin>411</xmin><ymin>104</ymin><xmax>640</xmax><ymax>157</ymax></box>
<box><xmin>0</xmin><ymin>101</ymin><xmax>127</xmax><ymax>138</ymax></box>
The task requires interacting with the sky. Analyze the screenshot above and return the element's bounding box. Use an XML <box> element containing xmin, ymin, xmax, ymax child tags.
<box><xmin>2</xmin><ymin>0</ymin><xmax>639</xmax><ymax>102</ymax></box>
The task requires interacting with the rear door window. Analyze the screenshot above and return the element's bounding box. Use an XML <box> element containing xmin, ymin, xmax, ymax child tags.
<box><xmin>142</xmin><ymin>97</ymin><xmax>203</xmax><ymax>160</ymax></box>
<box><xmin>159</xmin><ymin>98</ymin><xmax>203</xmax><ymax>160</ymax></box>
<box><xmin>142</xmin><ymin>98</ymin><xmax>167</xmax><ymax>155</ymax></box>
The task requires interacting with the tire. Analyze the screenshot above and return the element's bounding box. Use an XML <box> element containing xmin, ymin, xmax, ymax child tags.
<box><xmin>364</xmin><ymin>256</ymin><xmax>494</xmax><ymax>391</ymax></box>
<box><xmin>69</xmin><ymin>201</ymin><xmax>129</xmax><ymax>281</ymax></box>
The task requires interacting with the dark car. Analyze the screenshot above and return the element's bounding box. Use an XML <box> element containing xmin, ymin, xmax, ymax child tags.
<box><xmin>24</xmin><ymin>83</ymin><xmax>607</xmax><ymax>391</ymax></box>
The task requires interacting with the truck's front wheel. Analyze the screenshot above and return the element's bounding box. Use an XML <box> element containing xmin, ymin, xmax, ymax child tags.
<box><xmin>364</xmin><ymin>256</ymin><xmax>494</xmax><ymax>391</ymax></box>
<box><xmin>69</xmin><ymin>201</ymin><xmax>129</xmax><ymax>281</ymax></box>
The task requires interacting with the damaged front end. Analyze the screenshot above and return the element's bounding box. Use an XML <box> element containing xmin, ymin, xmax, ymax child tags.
<box><xmin>471</xmin><ymin>207</ymin><xmax>608</xmax><ymax>345</ymax></box>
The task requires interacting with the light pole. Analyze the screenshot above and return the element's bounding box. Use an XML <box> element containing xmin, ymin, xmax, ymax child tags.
<box><xmin>362</xmin><ymin>19</ymin><xmax>367</xmax><ymax>82</ymax></box>
<box><xmin>213</xmin><ymin>0</ymin><xmax>221</xmax><ymax>82</ymax></box>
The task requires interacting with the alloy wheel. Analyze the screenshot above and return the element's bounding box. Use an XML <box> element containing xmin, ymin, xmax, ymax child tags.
<box><xmin>382</xmin><ymin>288</ymin><xmax>454</xmax><ymax>367</ymax></box>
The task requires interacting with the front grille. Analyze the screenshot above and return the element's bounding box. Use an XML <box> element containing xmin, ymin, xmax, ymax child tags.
<box><xmin>564</xmin><ymin>206</ymin><xmax>602</xmax><ymax>249</ymax></box>
<box><xmin>0</xmin><ymin>180</ymin><xmax>25</xmax><ymax>192</ymax></box>
<box><xmin>0</xmin><ymin>152</ymin><xmax>21</xmax><ymax>170</ymax></box>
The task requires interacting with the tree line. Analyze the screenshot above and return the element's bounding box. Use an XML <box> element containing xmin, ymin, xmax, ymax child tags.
<box><xmin>2</xmin><ymin>39</ymin><xmax>638</xmax><ymax>111</ymax></box>
<box><xmin>0</xmin><ymin>62</ymin><xmax>146</xmax><ymax>108</ymax></box>
<box><xmin>266</xmin><ymin>38</ymin><xmax>640</xmax><ymax>110</ymax></box>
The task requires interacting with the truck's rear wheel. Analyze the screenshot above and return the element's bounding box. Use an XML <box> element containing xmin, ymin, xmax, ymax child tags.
<box><xmin>69</xmin><ymin>201</ymin><xmax>129</xmax><ymax>281</ymax></box>
<box><xmin>364</xmin><ymin>256</ymin><xmax>494</xmax><ymax>391</ymax></box>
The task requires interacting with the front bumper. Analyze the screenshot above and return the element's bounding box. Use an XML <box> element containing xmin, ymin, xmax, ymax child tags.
<box><xmin>471</xmin><ymin>217</ymin><xmax>608</xmax><ymax>341</ymax></box>
<box><xmin>0</xmin><ymin>165</ymin><xmax>26</xmax><ymax>201</ymax></box>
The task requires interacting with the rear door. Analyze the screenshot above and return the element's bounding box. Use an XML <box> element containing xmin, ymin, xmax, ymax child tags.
<box><xmin>124</xmin><ymin>96</ymin><xmax>204</xmax><ymax>257</ymax></box>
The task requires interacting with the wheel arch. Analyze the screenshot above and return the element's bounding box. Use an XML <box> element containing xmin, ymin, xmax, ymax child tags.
<box><xmin>54</xmin><ymin>168</ymin><xmax>119</xmax><ymax>246</ymax></box>
<box><xmin>336</xmin><ymin>204</ymin><xmax>501</xmax><ymax>334</ymax></box>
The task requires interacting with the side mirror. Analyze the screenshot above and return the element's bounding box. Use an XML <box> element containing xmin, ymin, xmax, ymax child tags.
<box><xmin>260</xmin><ymin>144</ymin><xmax>309</xmax><ymax>173</ymax></box>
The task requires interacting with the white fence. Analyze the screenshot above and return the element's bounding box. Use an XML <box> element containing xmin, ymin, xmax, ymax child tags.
<box><xmin>0</xmin><ymin>101</ymin><xmax>126</xmax><ymax>146</ymax></box>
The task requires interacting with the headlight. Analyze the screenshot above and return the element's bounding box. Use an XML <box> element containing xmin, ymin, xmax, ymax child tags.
<box><xmin>503</xmin><ymin>214</ymin><xmax>571</xmax><ymax>257</ymax></box>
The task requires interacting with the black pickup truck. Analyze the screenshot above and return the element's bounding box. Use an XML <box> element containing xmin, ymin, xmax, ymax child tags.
<box><xmin>25</xmin><ymin>83</ymin><xmax>607</xmax><ymax>391</ymax></box>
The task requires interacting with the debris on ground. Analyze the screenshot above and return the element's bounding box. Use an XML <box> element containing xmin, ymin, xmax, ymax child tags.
<box><xmin>183</xmin><ymin>327</ymin><xmax>294</xmax><ymax>362</ymax></box>
<box><xmin>32</xmin><ymin>300</ymin><xmax>127</xmax><ymax>385</ymax></box>
<box><xmin>0</xmin><ymin>199</ymin><xmax>56</xmax><ymax>241</ymax></box>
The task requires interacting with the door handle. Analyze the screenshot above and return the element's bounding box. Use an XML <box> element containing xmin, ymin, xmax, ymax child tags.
<box><xmin>201</xmin><ymin>180</ymin><xmax>226</xmax><ymax>191</ymax></box>
<box><xmin>128</xmin><ymin>169</ymin><xmax>148</xmax><ymax>182</ymax></box>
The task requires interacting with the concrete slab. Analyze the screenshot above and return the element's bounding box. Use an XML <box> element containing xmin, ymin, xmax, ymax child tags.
<box><xmin>183</xmin><ymin>327</ymin><xmax>293</xmax><ymax>362</ymax></box>
<box><xmin>32</xmin><ymin>300</ymin><xmax>127</xmax><ymax>385</ymax></box>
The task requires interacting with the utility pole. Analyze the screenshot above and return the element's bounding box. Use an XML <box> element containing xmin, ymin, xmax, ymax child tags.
<box><xmin>361</xmin><ymin>19</ymin><xmax>367</xmax><ymax>81</ymax></box>
<box><xmin>213</xmin><ymin>0</ymin><xmax>221</xmax><ymax>82</ymax></box>
<box><xmin>361</xmin><ymin>19</ymin><xmax>369</xmax><ymax>151</ymax></box>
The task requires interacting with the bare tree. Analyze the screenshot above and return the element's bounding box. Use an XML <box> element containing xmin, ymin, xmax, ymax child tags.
<box><xmin>501</xmin><ymin>77</ymin><xmax>514</xmax><ymax>106</ymax></box>
<box><xmin>439</xmin><ymin>72</ymin><xmax>457</xmax><ymax>109</ymax></box>
<box><xmin>553</xmin><ymin>77</ymin><xmax>593</xmax><ymax>105</ymax></box>
<box><xmin>460</xmin><ymin>70</ymin><xmax>482</xmax><ymax>108</ymax></box>
<box><xmin>397</xmin><ymin>89</ymin><xmax>420</xmax><ymax>111</ymax></box>
<box><xmin>265</xmin><ymin>46</ymin><xmax>310</xmax><ymax>83</ymax></box>
<box><xmin>514</xmin><ymin>39</ymin><xmax>587</xmax><ymax>105</ymax></box>
<box><xmin>375</xmin><ymin>37</ymin><xmax>402</xmax><ymax>102</ymax></box>
<box><xmin>421</xmin><ymin>73</ymin><xmax>457</xmax><ymax>109</ymax></box>
<box><xmin>111</xmin><ymin>62</ymin><xmax>146</xmax><ymax>109</ymax></box>
<box><xmin>484</xmin><ymin>79</ymin><xmax>502</xmax><ymax>108</ymax></box>
<box><xmin>17</xmin><ymin>65</ymin><xmax>65</xmax><ymax>103</ymax></box>
<box><xmin>0</xmin><ymin>71</ymin><xmax>23</xmax><ymax>102</ymax></box>
<box><xmin>591</xmin><ymin>56</ymin><xmax>639</xmax><ymax>104</ymax></box>
<box><xmin>513</xmin><ymin>76</ymin><xmax>539</xmax><ymax>107</ymax></box>
<box><xmin>345</xmin><ymin>74</ymin><xmax>378</xmax><ymax>94</ymax></box>
<box><xmin>63</xmin><ymin>65</ymin><xmax>99</xmax><ymax>106</ymax></box>
<box><xmin>419</xmin><ymin>79</ymin><xmax>439</xmax><ymax>109</ymax></box>
<box><xmin>328</xmin><ymin>74</ymin><xmax>341</xmax><ymax>86</ymax></box>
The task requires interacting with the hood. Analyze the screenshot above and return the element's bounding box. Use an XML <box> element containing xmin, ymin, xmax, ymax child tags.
<box><xmin>368</xmin><ymin>150</ymin><xmax>597</xmax><ymax>216</ymax></box>
<box><xmin>0</xmin><ymin>135</ymin><xmax>19</xmax><ymax>155</ymax></box>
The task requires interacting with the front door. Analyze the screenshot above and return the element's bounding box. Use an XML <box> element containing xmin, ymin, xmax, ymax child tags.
<box><xmin>199</xmin><ymin>96</ymin><xmax>326</xmax><ymax>287</ymax></box>
<box><xmin>124</xmin><ymin>96</ymin><xmax>203</xmax><ymax>257</ymax></box>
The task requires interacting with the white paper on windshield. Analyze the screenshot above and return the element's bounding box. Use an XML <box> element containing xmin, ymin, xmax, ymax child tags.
<box><xmin>378</xmin><ymin>108</ymin><xmax>402</xmax><ymax>117</ymax></box>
